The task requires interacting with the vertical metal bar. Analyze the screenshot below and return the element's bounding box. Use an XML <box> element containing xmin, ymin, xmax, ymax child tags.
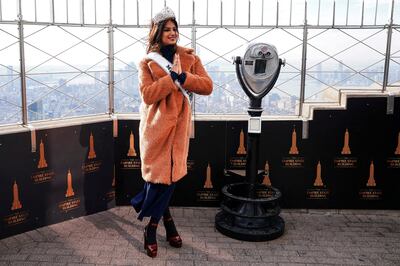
<box><xmin>178</xmin><ymin>0</ymin><xmax>181</xmax><ymax>24</ymax></box>
<box><xmin>289</xmin><ymin>0</ymin><xmax>292</xmax><ymax>26</ymax></box>
<box><xmin>332</xmin><ymin>1</ymin><xmax>336</xmax><ymax>27</ymax></box>
<box><xmin>206</xmin><ymin>0</ymin><xmax>208</xmax><ymax>25</ymax></box>
<box><xmin>382</xmin><ymin>0</ymin><xmax>394</xmax><ymax>92</ymax></box>
<box><xmin>220</xmin><ymin>0</ymin><xmax>222</xmax><ymax>27</ymax></box>
<box><xmin>374</xmin><ymin>0</ymin><xmax>378</xmax><ymax>25</ymax></box>
<box><xmin>192</xmin><ymin>0</ymin><xmax>195</xmax><ymax>25</ymax></box>
<box><xmin>109</xmin><ymin>0</ymin><xmax>112</xmax><ymax>26</ymax></box>
<box><xmin>317</xmin><ymin>0</ymin><xmax>321</xmax><ymax>25</ymax></box>
<box><xmin>123</xmin><ymin>0</ymin><xmax>126</xmax><ymax>25</ymax></box>
<box><xmin>16</xmin><ymin>0</ymin><xmax>19</xmax><ymax>19</ymax></box>
<box><xmin>0</xmin><ymin>0</ymin><xmax>2</xmax><ymax>21</ymax></box>
<box><xmin>261</xmin><ymin>0</ymin><xmax>264</xmax><ymax>25</ymax></box>
<box><xmin>248</xmin><ymin>0</ymin><xmax>250</xmax><ymax>27</ymax></box>
<box><xmin>80</xmin><ymin>0</ymin><xmax>84</xmax><ymax>24</ymax></box>
<box><xmin>345</xmin><ymin>0</ymin><xmax>349</xmax><ymax>25</ymax></box>
<box><xmin>66</xmin><ymin>0</ymin><xmax>69</xmax><ymax>24</ymax></box>
<box><xmin>108</xmin><ymin>24</ymin><xmax>114</xmax><ymax>114</ymax></box>
<box><xmin>299</xmin><ymin>1</ymin><xmax>307</xmax><ymax>117</ymax></box>
<box><xmin>234</xmin><ymin>0</ymin><xmax>236</xmax><ymax>25</ymax></box>
<box><xmin>94</xmin><ymin>0</ymin><xmax>97</xmax><ymax>24</ymax></box>
<box><xmin>276</xmin><ymin>0</ymin><xmax>279</xmax><ymax>27</ymax></box>
<box><xmin>50</xmin><ymin>0</ymin><xmax>54</xmax><ymax>23</ymax></box>
<box><xmin>151</xmin><ymin>0</ymin><xmax>153</xmax><ymax>19</ymax></box>
<box><xmin>108</xmin><ymin>0</ymin><xmax>114</xmax><ymax>114</ymax></box>
<box><xmin>34</xmin><ymin>0</ymin><xmax>37</xmax><ymax>22</ymax></box>
<box><xmin>18</xmin><ymin>0</ymin><xmax>27</xmax><ymax>125</ymax></box>
<box><xmin>361</xmin><ymin>0</ymin><xmax>364</xmax><ymax>27</ymax></box>
<box><xmin>136</xmin><ymin>0</ymin><xmax>139</xmax><ymax>26</ymax></box>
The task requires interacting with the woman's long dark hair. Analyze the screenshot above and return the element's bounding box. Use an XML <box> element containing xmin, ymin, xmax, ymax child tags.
<box><xmin>146</xmin><ymin>18</ymin><xmax>179</xmax><ymax>53</ymax></box>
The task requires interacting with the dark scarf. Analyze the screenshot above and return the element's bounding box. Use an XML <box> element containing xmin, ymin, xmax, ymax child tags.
<box><xmin>160</xmin><ymin>45</ymin><xmax>176</xmax><ymax>63</ymax></box>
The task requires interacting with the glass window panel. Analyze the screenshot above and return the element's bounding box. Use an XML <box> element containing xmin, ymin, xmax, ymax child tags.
<box><xmin>112</xmin><ymin>0</ymin><xmax>124</xmax><ymax>24</ymax></box>
<box><xmin>180</xmin><ymin>0</ymin><xmax>193</xmax><ymax>25</ymax></box>
<box><xmin>84</xmin><ymin>0</ymin><xmax>96</xmax><ymax>24</ymax></box>
<box><xmin>0</xmin><ymin>24</ymin><xmax>21</xmax><ymax>125</ymax></box>
<box><xmin>208</xmin><ymin>0</ymin><xmax>221</xmax><ymax>25</ymax></box>
<box><xmin>347</xmin><ymin>0</ymin><xmax>363</xmax><ymax>25</ymax></box>
<box><xmin>67</xmin><ymin>0</ymin><xmax>81</xmax><ymax>24</ymax></box>
<box><xmin>194</xmin><ymin>0</ymin><xmax>207</xmax><ymax>25</ymax></box>
<box><xmin>113</xmin><ymin>27</ymin><xmax>146</xmax><ymax>113</ymax></box>
<box><xmin>125</xmin><ymin>0</ymin><xmax>138</xmax><ymax>25</ymax></box>
<box><xmin>222</xmin><ymin>0</ymin><xmax>234</xmax><ymax>25</ymax></box>
<box><xmin>375</xmin><ymin>0</ymin><xmax>391</xmax><ymax>25</ymax></box>
<box><xmin>138</xmin><ymin>0</ymin><xmax>151</xmax><ymax>25</ymax></box>
<box><xmin>334</xmin><ymin>0</ymin><xmax>348</xmax><ymax>25</ymax></box>
<box><xmin>235</xmin><ymin>0</ymin><xmax>249</xmax><ymax>26</ymax></box>
<box><xmin>96</xmin><ymin>0</ymin><xmax>110</xmax><ymax>24</ymax></box>
<box><xmin>306</xmin><ymin>0</ymin><xmax>320</xmax><ymax>25</ymax></box>
<box><xmin>54</xmin><ymin>0</ymin><xmax>67</xmax><ymax>23</ymax></box>
<box><xmin>24</xmin><ymin>25</ymin><xmax>108</xmax><ymax>121</ymax></box>
<box><xmin>319</xmin><ymin>0</ymin><xmax>334</xmax><ymax>25</ymax></box>
<box><xmin>21</xmin><ymin>0</ymin><xmax>36</xmax><ymax>22</ymax></box>
<box><xmin>278</xmin><ymin>0</ymin><xmax>291</xmax><ymax>25</ymax></box>
<box><xmin>291</xmin><ymin>0</ymin><xmax>305</xmax><ymax>26</ymax></box>
<box><xmin>363</xmin><ymin>0</ymin><xmax>377</xmax><ymax>26</ymax></box>
<box><xmin>250</xmin><ymin>0</ymin><xmax>262</xmax><ymax>26</ymax></box>
<box><xmin>388</xmin><ymin>29</ymin><xmax>400</xmax><ymax>85</ymax></box>
<box><xmin>394</xmin><ymin>0</ymin><xmax>400</xmax><ymax>24</ymax></box>
<box><xmin>1</xmin><ymin>0</ymin><xmax>17</xmax><ymax>21</ymax></box>
<box><xmin>262</xmin><ymin>0</ymin><xmax>277</xmax><ymax>26</ymax></box>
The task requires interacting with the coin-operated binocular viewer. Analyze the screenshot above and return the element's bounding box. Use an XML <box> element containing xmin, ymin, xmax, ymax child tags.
<box><xmin>215</xmin><ymin>43</ymin><xmax>285</xmax><ymax>241</ymax></box>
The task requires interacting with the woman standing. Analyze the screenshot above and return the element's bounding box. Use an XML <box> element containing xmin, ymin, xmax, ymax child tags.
<box><xmin>131</xmin><ymin>7</ymin><xmax>213</xmax><ymax>258</ymax></box>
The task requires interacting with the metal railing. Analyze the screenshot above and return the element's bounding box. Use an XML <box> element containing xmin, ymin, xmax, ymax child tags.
<box><xmin>0</xmin><ymin>0</ymin><xmax>399</xmax><ymax>126</ymax></box>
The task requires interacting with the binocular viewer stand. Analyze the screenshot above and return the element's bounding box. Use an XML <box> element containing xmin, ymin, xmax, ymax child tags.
<box><xmin>215</xmin><ymin>43</ymin><xmax>285</xmax><ymax>241</ymax></box>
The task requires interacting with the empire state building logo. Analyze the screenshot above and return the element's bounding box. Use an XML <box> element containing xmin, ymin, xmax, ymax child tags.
<box><xmin>37</xmin><ymin>139</ymin><xmax>48</xmax><ymax>168</ymax></box>
<box><xmin>236</xmin><ymin>129</ymin><xmax>246</xmax><ymax>155</ymax></box>
<box><xmin>88</xmin><ymin>132</ymin><xmax>96</xmax><ymax>159</ymax></box>
<box><xmin>11</xmin><ymin>181</ymin><xmax>22</xmax><ymax>211</ymax></box>
<box><xmin>127</xmin><ymin>131</ymin><xmax>137</xmax><ymax>157</ymax></box>
<box><xmin>289</xmin><ymin>126</ymin><xmax>299</xmax><ymax>155</ymax></box>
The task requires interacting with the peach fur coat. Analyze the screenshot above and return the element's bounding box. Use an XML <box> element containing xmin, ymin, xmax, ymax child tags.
<box><xmin>138</xmin><ymin>46</ymin><xmax>213</xmax><ymax>185</ymax></box>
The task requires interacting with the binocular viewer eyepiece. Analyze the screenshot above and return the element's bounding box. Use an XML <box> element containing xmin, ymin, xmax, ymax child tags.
<box><xmin>234</xmin><ymin>43</ymin><xmax>284</xmax><ymax>102</ymax></box>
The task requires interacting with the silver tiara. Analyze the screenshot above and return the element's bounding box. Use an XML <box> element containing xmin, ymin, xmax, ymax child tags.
<box><xmin>152</xmin><ymin>6</ymin><xmax>176</xmax><ymax>24</ymax></box>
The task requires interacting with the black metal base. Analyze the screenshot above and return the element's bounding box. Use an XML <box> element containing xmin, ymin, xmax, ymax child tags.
<box><xmin>215</xmin><ymin>183</ymin><xmax>285</xmax><ymax>241</ymax></box>
<box><xmin>215</xmin><ymin>211</ymin><xmax>285</xmax><ymax>241</ymax></box>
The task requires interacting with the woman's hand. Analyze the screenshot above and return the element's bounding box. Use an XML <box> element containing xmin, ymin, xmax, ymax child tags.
<box><xmin>172</xmin><ymin>54</ymin><xmax>182</xmax><ymax>75</ymax></box>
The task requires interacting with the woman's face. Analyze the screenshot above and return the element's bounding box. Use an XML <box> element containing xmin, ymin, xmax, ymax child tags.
<box><xmin>161</xmin><ymin>20</ymin><xmax>178</xmax><ymax>46</ymax></box>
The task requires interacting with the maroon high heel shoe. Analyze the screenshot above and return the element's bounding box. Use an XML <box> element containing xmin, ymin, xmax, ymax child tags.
<box><xmin>164</xmin><ymin>217</ymin><xmax>182</xmax><ymax>248</ymax></box>
<box><xmin>144</xmin><ymin>223</ymin><xmax>158</xmax><ymax>258</ymax></box>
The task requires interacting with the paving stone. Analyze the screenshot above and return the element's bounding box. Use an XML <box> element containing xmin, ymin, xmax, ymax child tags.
<box><xmin>0</xmin><ymin>207</ymin><xmax>399</xmax><ymax>265</ymax></box>
<box><xmin>9</xmin><ymin>262</ymin><xmax>39</xmax><ymax>266</ymax></box>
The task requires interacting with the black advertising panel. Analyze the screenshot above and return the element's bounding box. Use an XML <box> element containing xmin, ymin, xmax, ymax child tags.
<box><xmin>259</xmin><ymin>120</ymin><xmax>310</xmax><ymax>208</ymax></box>
<box><xmin>1</xmin><ymin>96</ymin><xmax>400</xmax><ymax>239</ymax></box>
<box><xmin>0</xmin><ymin>122</ymin><xmax>114</xmax><ymax>239</ymax></box>
<box><xmin>114</xmin><ymin>120</ymin><xmax>143</xmax><ymax>206</ymax></box>
<box><xmin>173</xmin><ymin>121</ymin><xmax>226</xmax><ymax>207</ymax></box>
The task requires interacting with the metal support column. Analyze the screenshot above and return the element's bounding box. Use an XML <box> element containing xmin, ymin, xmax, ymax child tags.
<box><xmin>191</xmin><ymin>0</ymin><xmax>196</xmax><ymax>138</ymax></box>
<box><xmin>382</xmin><ymin>0</ymin><xmax>394</xmax><ymax>92</ymax></box>
<box><xmin>80</xmin><ymin>0</ymin><xmax>85</xmax><ymax>25</ymax></box>
<box><xmin>108</xmin><ymin>0</ymin><xmax>114</xmax><ymax>114</ymax></box>
<box><xmin>18</xmin><ymin>0</ymin><xmax>28</xmax><ymax>125</ymax></box>
<box><xmin>299</xmin><ymin>2</ymin><xmax>308</xmax><ymax>117</ymax></box>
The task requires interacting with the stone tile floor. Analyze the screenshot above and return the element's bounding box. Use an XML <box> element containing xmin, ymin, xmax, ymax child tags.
<box><xmin>0</xmin><ymin>207</ymin><xmax>399</xmax><ymax>265</ymax></box>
